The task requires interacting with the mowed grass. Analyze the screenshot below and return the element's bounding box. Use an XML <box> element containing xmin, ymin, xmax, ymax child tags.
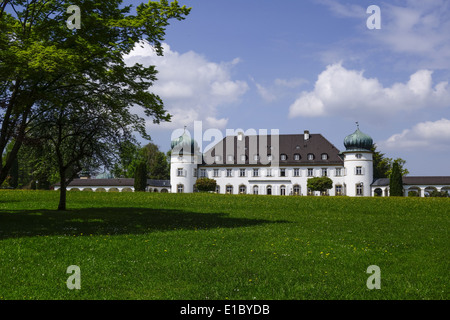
<box><xmin>0</xmin><ymin>190</ymin><xmax>448</xmax><ymax>300</ymax></box>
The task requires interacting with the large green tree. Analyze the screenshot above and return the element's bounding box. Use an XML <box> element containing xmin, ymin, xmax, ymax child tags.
<box><xmin>371</xmin><ymin>144</ymin><xmax>409</xmax><ymax>179</ymax></box>
<box><xmin>0</xmin><ymin>0</ymin><xmax>190</xmax><ymax>187</ymax></box>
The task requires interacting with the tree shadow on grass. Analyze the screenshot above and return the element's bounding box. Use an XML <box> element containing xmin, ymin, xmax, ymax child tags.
<box><xmin>0</xmin><ymin>207</ymin><xmax>289</xmax><ymax>239</ymax></box>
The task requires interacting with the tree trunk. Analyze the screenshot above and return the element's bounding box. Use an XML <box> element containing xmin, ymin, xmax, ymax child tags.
<box><xmin>58</xmin><ymin>171</ymin><xmax>67</xmax><ymax>211</ymax></box>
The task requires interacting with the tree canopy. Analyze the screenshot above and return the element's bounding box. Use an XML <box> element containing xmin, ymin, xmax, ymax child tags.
<box><xmin>372</xmin><ymin>144</ymin><xmax>409</xmax><ymax>179</ymax></box>
<box><xmin>0</xmin><ymin>0</ymin><xmax>190</xmax><ymax>209</ymax></box>
<box><xmin>307</xmin><ymin>176</ymin><xmax>333</xmax><ymax>194</ymax></box>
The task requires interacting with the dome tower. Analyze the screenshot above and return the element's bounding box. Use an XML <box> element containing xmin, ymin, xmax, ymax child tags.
<box><xmin>342</xmin><ymin>124</ymin><xmax>374</xmax><ymax>197</ymax></box>
<box><xmin>170</xmin><ymin>130</ymin><xmax>201</xmax><ymax>193</ymax></box>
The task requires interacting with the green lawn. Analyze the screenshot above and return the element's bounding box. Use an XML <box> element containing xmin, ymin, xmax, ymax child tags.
<box><xmin>0</xmin><ymin>190</ymin><xmax>448</xmax><ymax>300</ymax></box>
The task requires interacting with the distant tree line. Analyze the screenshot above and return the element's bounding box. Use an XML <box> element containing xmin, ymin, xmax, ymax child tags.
<box><xmin>1</xmin><ymin>140</ymin><xmax>170</xmax><ymax>190</ymax></box>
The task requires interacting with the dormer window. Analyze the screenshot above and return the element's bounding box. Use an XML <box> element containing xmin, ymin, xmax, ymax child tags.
<box><xmin>307</xmin><ymin>153</ymin><xmax>314</xmax><ymax>160</ymax></box>
<box><xmin>356</xmin><ymin>154</ymin><xmax>362</xmax><ymax>159</ymax></box>
<box><xmin>321</xmin><ymin>153</ymin><xmax>328</xmax><ymax>160</ymax></box>
<box><xmin>294</xmin><ymin>154</ymin><xmax>300</xmax><ymax>160</ymax></box>
<box><xmin>253</xmin><ymin>154</ymin><xmax>259</xmax><ymax>161</ymax></box>
<box><xmin>227</xmin><ymin>155</ymin><xmax>234</xmax><ymax>162</ymax></box>
<box><xmin>215</xmin><ymin>155</ymin><xmax>221</xmax><ymax>162</ymax></box>
<box><xmin>280</xmin><ymin>154</ymin><xmax>287</xmax><ymax>161</ymax></box>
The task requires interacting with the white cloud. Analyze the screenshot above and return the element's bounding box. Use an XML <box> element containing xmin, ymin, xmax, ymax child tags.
<box><xmin>253</xmin><ymin>77</ymin><xmax>308</xmax><ymax>103</ymax></box>
<box><xmin>124</xmin><ymin>42</ymin><xmax>249</xmax><ymax>130</ymax></box>
<box><xmin>371</xmin><ymin>0</ymin><xmax>450</xmax><ymax>69</ymax></box>
<box><xmin>316</xmin><ymin>0</ymin><xmax>365</xmax><ymax>19</ymax></box>
<box><xmin>378</xmin><ymin>118</ymin><xmax>450</xmax><ymax>150</ymax></box>
<box><xmin>288</xmin><ymin>63</ymin><xmax>450</xmax><ymax>120</ymax></box>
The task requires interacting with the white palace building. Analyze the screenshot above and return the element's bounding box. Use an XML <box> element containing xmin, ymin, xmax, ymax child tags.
<box><xmin>56</xmin><ymin>126</ymin><xmax>449</xmax><ymax>197</ymax></box>
<box><xmin>169</xmin><ymin>127</ymin><xmax>450</xmax><ymax>197</ymax></box>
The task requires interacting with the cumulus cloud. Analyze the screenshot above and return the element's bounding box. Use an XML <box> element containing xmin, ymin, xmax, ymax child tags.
<box><xmin>124</xmin><ymin>42</ymin><xmax>249</xmax><ymax>130</ymax></box>
<box><xmin>378</xmin><ymin>118</ymin><xmax>450</xmax><ymax>150</ymax></box>
<box><xmin>288</xmin><ymin>63</ymin><xmax>450</xmax><ymax>120</ymax></box>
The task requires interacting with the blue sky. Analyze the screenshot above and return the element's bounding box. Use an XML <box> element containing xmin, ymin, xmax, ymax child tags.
<box><xmin>123</xmin><ymin>0</ymin><xmax>450</xmax><ymax>176</ymax></box>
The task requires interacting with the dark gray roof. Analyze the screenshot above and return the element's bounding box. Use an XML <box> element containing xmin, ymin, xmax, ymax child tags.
<box><xmin>372</xmin><ymin>176</ymin><xmax>450</xmax><ymax>186</ymax></box>
<box><xmin>147</xmin><ymin>179</ymin><xmax>171</xmax><ymax>187</ymax></box>
<box><xmin>202</xmin><ymin>133</ymin><xmax>343</xmax><ymax>166</ymax></box>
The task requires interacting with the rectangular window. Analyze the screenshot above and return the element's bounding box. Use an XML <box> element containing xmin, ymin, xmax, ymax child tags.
<box><xmin>293</xmin><ymin>168</ymin><xmax>300</xmax><ymax>177</ymax></box>
<box><xmin>226</xmin><ymin>169</ymin><xmax>233</xmax><ymax>177</ymax></box>
<box><xmin>335</xmin><ymin>168</ymin><xmax>342</xmax><ymax>176</ymax></box>
<box><xmin>239</xmin><ymin>169</ymin><xmax>246</xmax><ymax>177</ymax></box>
<box><xmin>280</xmin><ymin>168</ymin><xmax>286</xmax><ymax>177</ymax></box>
<box><xmin>266</xmin><ymin>168</ymin><xmax>272</xmax><ymax>177</ymax></box>
<box><xmin>356</xmin><ymin>183</ymin><xmax>363</xmax><ymax>195</ymax></box>
<box><xmin>335</xmin><ymin>185</ymin><xmax>342</xmax><ymax>196</ymax></box>
<box><xmin>322</xmin><ymin>168</ymin><xmax>327</xmax><ymax>177</ymax></box>
<box><xmin>213</xmin><ymin>169</ymin><xmax>219</xmax><ymax>177</ymax></box>
<box><xmin>226</xmin><ymin>185</ymin><xmax>233</xmax><ymax>194</ymax></box>
<box><xmin>200</xmin><ymin>169</ymin><xmax>206</xmax><ymax>178</ymax></box>
<box><xmin>253</xmin><ymin>168</ymin><xmax>259</xmax><ymax>177</ymax></box>
<box><xmin>193</xmin><ymin>168</ymin><xmax>197</xmax><ymax>177</ymax></box>
<box><xmin>356</xmin><ymin>166</ymin><xmax>363</xmax><ymax>175</ymax></box>
<box><xmin>177</xmin><ymin>168</ymin><xmax>184</xmax><ymax>177</ymax></box>
<box><xmin>307</xmin><ymin>168</ymin><xmax>314</xmax><ymax>177</ymax></box>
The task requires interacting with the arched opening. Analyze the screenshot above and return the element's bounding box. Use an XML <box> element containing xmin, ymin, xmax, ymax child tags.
<box><xmin>239</xmin><ymin>185</ymin><xmax>247</xmax><ymax>194</ymax></box>
<box><xmin>226</xmin><ymin>185</ymin><xmax>233</xmax><ymax>194</ymax></box>
<box><xmin>68</xmin><ymin>188</ymin><xmax>80</xmax><ymax>192</ymax></box>
<box><xmin>374</xmin><ymin>188</ymin><xmax>383</xmax><ymax>197</ymax></box>
<box><xmin>108</xmin><ymin>188</ymin><xmax>119</xmax><ymax>192</ymax></box>
<box><xmin>160</xmin><ymin>188</ymin><xmax>168</xmax><ymax>193</ymax></box>
<box><xmin>177</xmin><ymin>184</ymin><xmax>184</xmax><ymax>193</ymax></box>
<box><xmin>253</xmin><ymin>185</ymin><xmax>259</xmax><ymax>195</ymax></box>
<box><xmin>280</xmin><ymin>185</ymin><xmax>286</xmax><ymax>196</ymax></box>
<box><xmin>122</xmin><ymin>187</ymin><xmax>133</xmax><ymax>192</ymax></box>
<box><xmin>95</xmin><ymin>188</ymin><xmax>106</xmax><ymax>192</ymax></box>
<box><xmin>424</xmin><ymin>186</ymin><xmax>437</xmax><ymax>197</ymax></box>
<box><xmin>153</xmin><ymin>188</ymin><xmax>159</xmax><ymax>193</ymax></box>
<box><xmin>267</xmin><ymin>185</ymin><xmax>272</xmax><ymax>195</ymax></box>
<box><xmin>293</xmin><ymin>184</ymin><xmax>300</xmax><ymax>196</ymax></box>
<box><xmin>82</xmin><ymin>188</ymin><xmax>93</xmax><ymax>192</ymax></box>
<box><xmin>441</xmin><ymin>186</ymin><xmax>450</xmax><ymax>197</ymax></box>
<box><xmin>407</xmin><ymin>186</ymin><xmax>420</xmax><ymax>197</ymax></box>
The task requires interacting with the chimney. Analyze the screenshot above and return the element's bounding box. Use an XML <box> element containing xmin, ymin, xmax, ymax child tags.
<box><xmin>304</xmin><ymin>130</ymin><xmax>310</xmax><ymax>141</ymax></box>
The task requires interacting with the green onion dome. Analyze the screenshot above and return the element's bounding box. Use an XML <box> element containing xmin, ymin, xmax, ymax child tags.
<box><xmin>344</xmin><ymin>128</ymin><xmax>373</xmax><ymax>152</ymax></box>
<box><xmin>171</xmin><ymin>132</ymin><xmax>198</xmax><ymax>154</ymax></box>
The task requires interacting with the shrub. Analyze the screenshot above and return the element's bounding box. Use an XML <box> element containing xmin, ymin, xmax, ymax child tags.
<box><xmin>307</xmin><ymin>176</ymin><xmax>333</xmax><ymax>193</ymax></box>
<box><xmin>194</xmin><ymin>177</ymin><xmax>217</xmax><ymax>192</ymax></box>
<box><xmin>427</xmin><ymin>190</ymin><xmax>449</xmax><ymax>197</ymax></box>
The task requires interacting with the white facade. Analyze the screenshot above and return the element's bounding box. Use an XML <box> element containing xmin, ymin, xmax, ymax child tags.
<box><xmin>341</xmin><ymin>151</ymin><xmax>373</xmax><ymax>197</ymax></box>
